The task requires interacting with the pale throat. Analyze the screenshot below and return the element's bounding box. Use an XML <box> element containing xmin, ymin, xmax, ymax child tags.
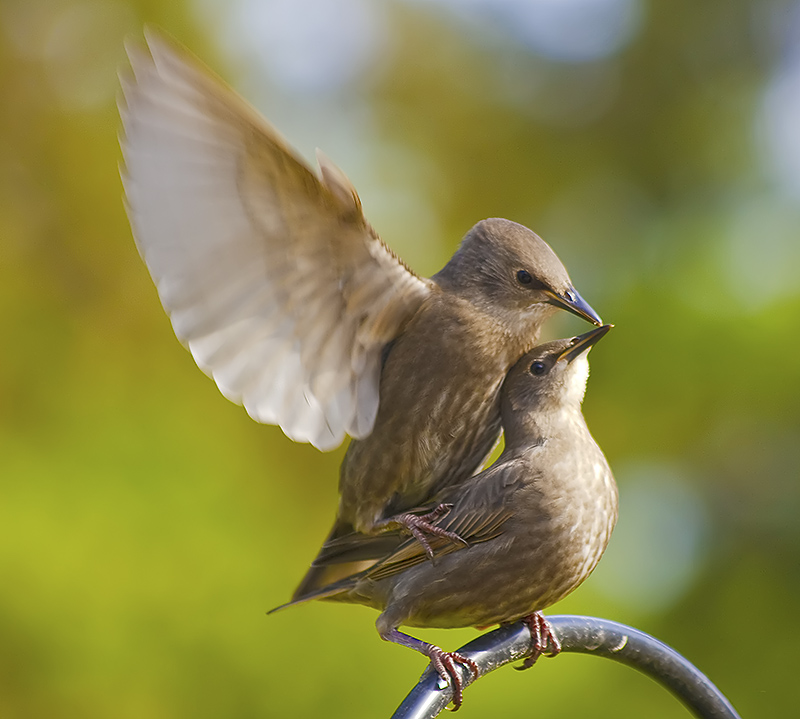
<box><xmin>562</xmin><ymin>356</ymin><xmax>590</xmax><ymax>406</ymax></box>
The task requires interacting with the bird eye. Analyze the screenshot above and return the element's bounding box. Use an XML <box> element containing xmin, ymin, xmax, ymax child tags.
<box><xmin>530</xmin><ymin>361</ymin><xmax>547</xmax><ymax>375</ymax></box>
<box><xmin>517</xmin><ymin>269</ymin><xmax>532</xmax><ymax>285</ymax></box>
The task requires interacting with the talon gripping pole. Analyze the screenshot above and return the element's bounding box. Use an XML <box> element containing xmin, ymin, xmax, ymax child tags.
<box><xmin>391</xmin><ymin>615</ymin><xmax>741</xmax><ymax>719</ymax></box>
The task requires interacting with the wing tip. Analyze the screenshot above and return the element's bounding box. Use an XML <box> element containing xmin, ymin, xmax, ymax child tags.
<box><xmin>316</xmin><ymin>148</ymin><xmax>363</xmax><ymax>217</ymax></box>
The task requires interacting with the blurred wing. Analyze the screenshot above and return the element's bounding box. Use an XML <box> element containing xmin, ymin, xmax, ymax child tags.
<box><xmin>119</xmin><ymin>29</ymin><xmax>431</xmax><ymax>450</ymax></box>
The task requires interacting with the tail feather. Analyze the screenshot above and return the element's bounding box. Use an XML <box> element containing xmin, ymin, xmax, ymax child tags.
<box><xmin>291</xmin><ymin>518</ymin><xmax>404</xmax><ymax>600</ymax></box>
<box><xmin>270</xmin><ymin>572</ymin><xmax>359</xmax><ymax>614</ymax></box>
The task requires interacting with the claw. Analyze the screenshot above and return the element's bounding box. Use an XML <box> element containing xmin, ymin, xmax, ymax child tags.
<box><xmin>428</xmin><ymin>646</ymin><xmax>479</xmax><ymax>710</ymax></box>
<box><xmin>515</xmin><ymin>612</ymin><xmax>561</xmax><ymax>670</ymax></box>
<box><xmin>381</xmin><ymin>627</ymin><xmax>479</xmax><ymax>710</ymax></box>
<box><xmin>378</xmin><ymin>503</ymin><xmax>468</xmax><ymax>560</ymax></box>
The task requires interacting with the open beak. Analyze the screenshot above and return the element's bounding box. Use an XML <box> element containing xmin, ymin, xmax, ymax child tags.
<box><xmin>546</xmin><ymin>288</ymin><xmax>603</xmax><ymax>326</ymax></box>
<box><xmin>559</xmin><ymin>324</ymin><xmax>613</xmax><ymax>362</ymax></box>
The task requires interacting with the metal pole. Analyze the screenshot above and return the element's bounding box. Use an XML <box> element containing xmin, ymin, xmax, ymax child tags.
<box><xmin>391</xmin><ymin>615</ymin><xmax>740</xmax><ymax>719</ymax></box>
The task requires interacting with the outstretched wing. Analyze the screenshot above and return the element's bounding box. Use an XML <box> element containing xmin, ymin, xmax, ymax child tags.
<box><xmin>119</xmin><ymin>29</ymin><xmax>431</xmax><ymax>450</ymax></box>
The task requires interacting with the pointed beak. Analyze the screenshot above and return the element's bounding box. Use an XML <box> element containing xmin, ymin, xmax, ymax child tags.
<box><xmin>546</xmin><ymin>288</ymin><xmax>603</xmax><ymax>326</ymax></box>
<box><xmin>559</xmin><ymin>324</ymin><xmax>613</xmax><ymax>362</ymax></box>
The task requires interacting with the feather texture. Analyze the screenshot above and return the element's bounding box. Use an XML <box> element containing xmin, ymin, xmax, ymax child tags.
<box><xmin>120</xmin><ymin>29</ymin><xmax>430</xmax><ymax>449</ymax></box>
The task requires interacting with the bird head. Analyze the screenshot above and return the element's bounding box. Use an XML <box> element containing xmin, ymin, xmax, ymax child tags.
<box><xmin>433</xmin><ymin>218</ymin><xmax>602</xmax><ymax>332</ymax></box>
<box><xmin>501</xmin><ymin>324</ymin><xmax>613</xmax><ymax>431</ymax></box>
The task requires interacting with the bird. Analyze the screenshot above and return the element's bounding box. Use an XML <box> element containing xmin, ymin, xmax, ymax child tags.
<box><xmin>119</xmin><ymin>29</ymin><xmax>602</xmax><ymax>560</ymax></box>
<box><xmin>274</xmin><ymin>324</ymin><xmax>618</xmax><ymax>709</ymax></box>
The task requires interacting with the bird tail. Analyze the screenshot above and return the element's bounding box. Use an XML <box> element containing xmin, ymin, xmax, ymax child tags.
<box><xmin>268</xmin><ymin>574</ymin><xmax>359</xmax><ymax>614</ymax></box>
<box><xmin>290</xmin><ymin>519</ymin><xmax>354</xmax><ymax>600</ymax></box>
<box><xmin>291</xmin><ymin>518</ymin><xmax>403</xmax><ymax>600</ymax></box>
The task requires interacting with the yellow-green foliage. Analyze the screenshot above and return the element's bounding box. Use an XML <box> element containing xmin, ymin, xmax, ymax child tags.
<box><xmin>1</xmin><ymin>1</ymin><xmax>797</xmax><ymax>717</ymax></box>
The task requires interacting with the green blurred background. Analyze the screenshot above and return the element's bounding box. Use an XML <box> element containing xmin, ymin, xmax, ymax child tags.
<box><xmin>2</xmin><ymin>0</ymin><xmax>799</xmax><ymax>716</ymax></box>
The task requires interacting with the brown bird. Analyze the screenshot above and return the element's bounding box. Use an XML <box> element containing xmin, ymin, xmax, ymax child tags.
<box><xmin>276</xmin><ymin>325</ymin><xmax>617</xmax><ymax>709</ymax></box>
<box><xmin>119</xmin><ymin>30</ymin><xmax>602</xmax><ymax>557</ymax></box>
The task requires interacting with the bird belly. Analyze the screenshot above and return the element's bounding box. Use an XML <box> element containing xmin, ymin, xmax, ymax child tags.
<box><xmin>375</xmin><ymin>456</ymin><xmax>618</xmax><ymax>630</ymax></box>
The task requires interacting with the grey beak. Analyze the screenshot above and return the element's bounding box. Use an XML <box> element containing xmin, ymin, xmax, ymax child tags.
<box><xmin>546</xmin><ymin>288</ymin><xmax>603</xmax><ymax>327</ymax></box>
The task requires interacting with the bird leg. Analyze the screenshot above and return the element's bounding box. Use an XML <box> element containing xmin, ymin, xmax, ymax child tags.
<box><xmin>375</xmin><ymin>503</ymin><xmax>468</xmax><ymax>560</ymax></box>
<box><xmin>515</xmin><ymin>611</ymin><xmax>562</xmax><ymax>670</ymax></box>
<box><xmin>380</xmin><ymin>627</ymin><xmax>479</xmax><ymax>710</ymax></box>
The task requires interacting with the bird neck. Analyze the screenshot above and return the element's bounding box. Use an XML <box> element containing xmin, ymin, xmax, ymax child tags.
<box><xmin>502</xmin><ymin>402</ymin><xmax>586</xmax><ymax>452</ymax></box>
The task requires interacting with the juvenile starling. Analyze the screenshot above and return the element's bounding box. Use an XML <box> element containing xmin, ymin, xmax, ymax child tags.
<box><xmin>119</xmin><ymin>31</ymin><xmax>602</xmax><ymax>554</ymax></box>
<box><xmin>277</xmin><ymin>325</ymin><xmax>617</xmax><ymax>709</ymax></box>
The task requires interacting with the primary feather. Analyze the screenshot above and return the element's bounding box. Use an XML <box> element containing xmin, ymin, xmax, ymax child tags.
<box><xmin>119</xmin><ymin>29</ymin><xmax>430</xmax><ymax>449</ymax></box>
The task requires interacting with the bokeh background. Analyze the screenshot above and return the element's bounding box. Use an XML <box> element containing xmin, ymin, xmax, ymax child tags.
<box><xmin>2</xmin><ymin>0</ymin><xmax>799</xmax><ymax>716</ymax></box>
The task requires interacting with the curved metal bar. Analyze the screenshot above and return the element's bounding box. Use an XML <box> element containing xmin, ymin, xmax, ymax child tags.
<box><xmin>390</xmin><ymin>615</ymin><xmax>741</xmax><ymax>719</ymax></box>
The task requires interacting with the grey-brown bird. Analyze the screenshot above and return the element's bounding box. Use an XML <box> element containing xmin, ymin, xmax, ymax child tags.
<box><xmin>276</xmin><ymin>325</ymin><xmax>617</xmax><ymax>709</ymax></box>
<box><xmin>119</xmin><ymin>31</ymin><xmax>601</xmax><ymax>556</ymax></box>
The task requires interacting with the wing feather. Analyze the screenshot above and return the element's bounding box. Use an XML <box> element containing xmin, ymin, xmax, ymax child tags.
<box><xmin>120</xmin><ymin>29</ymin><xmax>431</xmax><ymax>449</ymax></box>
<box><xmin>296</xmin><ymin>459</ymin><xmax>526</xmax><ymax>587</ymax></box>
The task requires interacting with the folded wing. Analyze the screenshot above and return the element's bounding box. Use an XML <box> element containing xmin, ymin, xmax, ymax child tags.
<box><xmin>300</xmin><ymin>458</ymin><xmax>526</xmax><ymax>596</ymax></box>
<box><xmin>363</xmin><ymin>461</ymin><xmax>522</xmax><ymax>582</ymax></box>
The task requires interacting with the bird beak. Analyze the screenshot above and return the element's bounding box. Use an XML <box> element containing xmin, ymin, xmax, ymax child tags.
<box><xmin>559</xmin><ymin>324</ymin><xmax>613</xmax><ymax>362</ymax></box>
<box><xmin>545</xmin><ymin>288</ymin><xmax>603</xmax><ymax>326</ymax></box>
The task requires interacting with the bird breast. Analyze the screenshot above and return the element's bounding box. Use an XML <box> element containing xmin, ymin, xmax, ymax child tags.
<box><xmin>380</xmin><ymin>433</ymin><xmax>617</xmax><ymax>630</ymax></box>
<box><xmin>339</xmin><ymin>296</ymin><xmax>527</xmax><ymax>531</ymax></box>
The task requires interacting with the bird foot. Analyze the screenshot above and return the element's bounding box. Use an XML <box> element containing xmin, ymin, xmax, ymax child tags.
<box><xmin>381</xmin><ymin>627</ymin><xmax>479</xmax><ymax>710</ymax></box>
<box><xmin>515</xmin><ymin>612</ymin><xmax>561</xmax><ymax>670</ymax></box>
<box><xmin>427</xmin><ymin>645</ymin><xmax>479</xmax><ymax>710</ymax></box>
<box><xmin>378</xmin><ymin>503</ymin><xmax>468</xmax><ymax>560</ymax></box>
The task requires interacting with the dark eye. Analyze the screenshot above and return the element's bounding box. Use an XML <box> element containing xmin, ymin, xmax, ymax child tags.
<box><xmin>517</xmin><ymin>269</ymin><xmax>532</xmax><ymax>285</ymax></box>
<box><xmin>530</xmin><ymin>361</ymin><xmax>547</xmax><ymax>375</ymax></box>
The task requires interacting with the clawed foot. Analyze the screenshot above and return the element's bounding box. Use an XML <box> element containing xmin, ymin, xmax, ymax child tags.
<box><xmin>428</xmin><ymin>645</ymin><xmax>479</xmax><ymax>710</ymax></box>
<box><xmin>515</xmin><ymin>612</ymin><xmax>561</xmax><ymax>670</ymax></box>
<box><xmin>381</xmin><ymin>627</ymin><xmax>479</xmax><ymax>710</ymax></box>
<box><xmin>379</xmin><ymin>503</ymin><xmax>468</xmax><ymax>560</ymax></box>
